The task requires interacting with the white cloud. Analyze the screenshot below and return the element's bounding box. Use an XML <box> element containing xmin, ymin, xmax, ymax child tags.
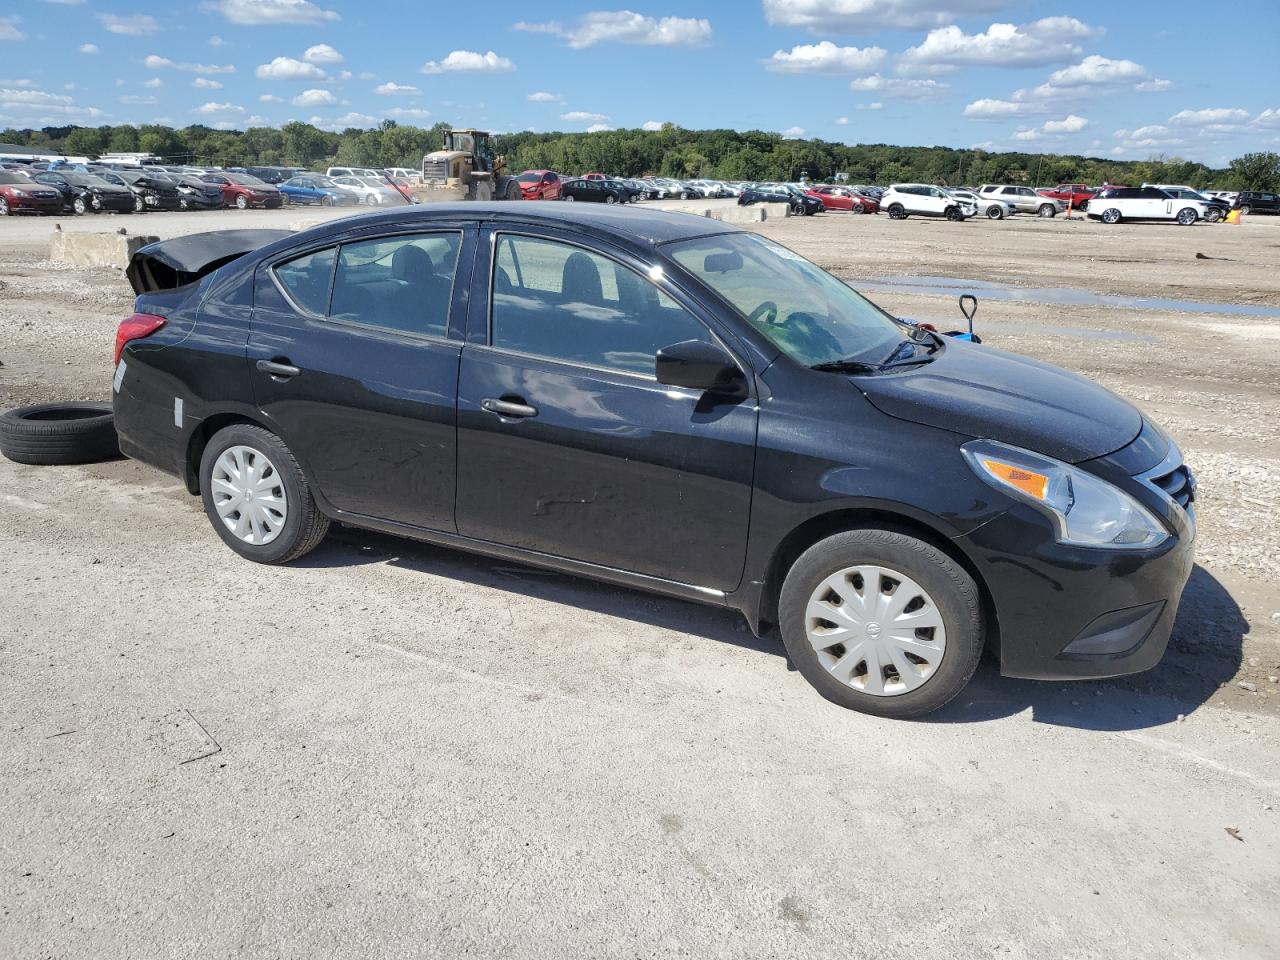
<box><xmin>421</xmin><ymin>50</ymin><xmax>515</xmax><ymax>74</ymax></box>
<box><xmin>762</xmin><ymin>0</ymin><xmax>1010</xmax><ymax>32</ymax></box>
<box><xmin>303</xmin><ymin>43</ymin><xmax>343</xmax><ymax>64</ymax></box>
<box><xmin>194</xmin><ymin>100</ymin><xmax>246</xmax><ymax>114</ymax></box>
<box><xmin>585</xmin><ymin>123</ymin><xmax>612</xmax><ymax>133</ymax></box>
<box><xmin>562</xmin><ymin>110</ymin><xmax>609</xmax><ymax>123</ymax></box>
<box><xmin>851</xmin><ymin>74</ymin><xmax>947</xmax><ymax>101</ymax></box>
<box><xmin>144</xmin><ymin>78</ymin><xmax>163</xmax><ymax>88</ymax></box>
<box><xmin>966</xmin><ymin>55</ymin><xmax>1170</xmax><ymax>119</ymax></box>
<box><xmin>144</xmin><ymin>55</ymin><xmax>235</xmax><ymax>74</ymax></box>
<box><xmin>766</xmin><ymin>41</ymin><xmax>887</xmax><ymax>74</ymax></box>
<box><xmin>1043</xmin><ymin>114</ymin><xmax>1088</xmax><ymax>133</ymax></box>
<box><xmin>782</xmin><ymin>126</ymin><xmax>806</xmax><ymax>138</ymax></box>
<box><xmin>209</xmin><ymin>35</ymin><xmax>226</xmax><ymax>46</ymax></box>
<box><xmin>0</xmin><ymin>87</ymin><xmax>106</xmax><ymax>122</ymax></box>
<box><xmin>375</xmin><ymin>81</ymin><xmax>420</xmax><ymax>95</ymax></box>
<box><xmin>333</xmin><ymin>111</ymin><xmax>377</xmax><ymax>126</ymax></box>
<box><xmin>339</xmin><ymin>70</ymin><xmax>352</xmax><ymax>80</ymax></box>
<box><xmin>292</xmin><ymin>88</ymin><xmax>337</xmax><ymax>106</ymax></box>
<box><xmin>963</xmin><ymin>97</ymin><xmax>1034</xmax><ymax>117</ymax></box>
<box><xmin>835</xmin><ymin>116</ymin><xmax>849</xmax><ymax>124</ymax></box>
<box><xmin>78</xmin><ymin>42</ymin><xmax>98</xmax><ymax>54</ymax></box>
<box><xmin>1136</xmin><ymin>79</ymin><xmax>1171</xmax><ymax>93</ymax></box>
<box><xmin>258</xmin><ymin>94</ymin><xmax>281</xmax><ymax>102</ymax></box>
<box><xmin>1168</xmin><ymin>107</ymin><xmax>1249</xmax><ymax>127</ymax></box>
<box><xmin>641</xmin><ymin>120</ymin><xmax>665</xmax><ymax>131</ymax></box>
<box><xmin>205</xmin><ymin>0</ymin><xmax>339</xmax><ymax>25</ymax></box>
<box><xmin>246</xmin><ymin>115</ymin><xmax>269</xmax><ymax>124</ymax></box>
<box><xmin>119</xmin><ymin>95</ymin><xmax>158</xmax><ymax>105</ymax></box>
<box><xmin>897</xmin><ymin>17</ymin><xmax>1099</xmax><ymax>75</ymax></box>
<box><xmin>255</xmin><ymin>56</ymin><xmax>326</xmax><ymax>80</ymax></box>
<box><xmin>527</xmin><ymin>91</ymin><xmax>563</xmax><ymax>103</ymax></box>
<box><xmin>97</xmin><ymin>13</ymin><xmax>160</xmax><ymax>35</ymax></box>
<box><xmin>515</xmin><ymin>11</ymin><xmax>711</xmax><ymax>49</ymax></box>
<box><xmin>0</xmin><ymin>17</ymin><xmax>26</xmax><ymax>41</ymax></box>
<box><xmin>386</xmin><ymin>107</ymin><xmax>432</xmax><ymax>119</ymax></box>
<box><xmin>1046</xmin><ymin>54</ymin><xmax>1147</xmax><ymax>88</ymax></box>
<box><xmin>193</xmin><ymin>77</ymin><xmax>224</xmax><ymax>89</ymax></box>
<box><xmin>1254</xmin><ymin>108</ymin><xmax>1280</xmax><ymax>128</ymax></box>
<box><xmin>856</xmin><ymin>102</ymin><xmax>883</xmax><ymax>111</ymax></box>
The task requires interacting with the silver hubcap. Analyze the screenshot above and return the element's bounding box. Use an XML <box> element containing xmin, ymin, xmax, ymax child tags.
<box><xmin>211</xmin><ymin>445</ymin><xmax>288</xmax><ymax>545</ymax></box>
<box><xmin>805</xmin><ymin>565</ymin><xmax>946</xmax><ymax>697</ymax></box>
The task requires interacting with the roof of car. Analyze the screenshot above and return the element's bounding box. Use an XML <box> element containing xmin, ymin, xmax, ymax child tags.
<box><xmin>294</xmin><ymin>202</ymin><xmax>740</xmax><ymax>246</ymax></box>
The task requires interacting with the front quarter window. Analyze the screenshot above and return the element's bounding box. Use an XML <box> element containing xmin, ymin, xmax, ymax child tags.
<box><xmin>665</xmin><ymin>233</ymin><xmax>904</xmax><ymax>367</ymax></box>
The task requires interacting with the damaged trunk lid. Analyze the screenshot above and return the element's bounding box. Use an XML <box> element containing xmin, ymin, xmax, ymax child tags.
<box><xmin>126</xmin><ymin>229</ymin><xmax>293</xmax><ymax>295</ymax></box>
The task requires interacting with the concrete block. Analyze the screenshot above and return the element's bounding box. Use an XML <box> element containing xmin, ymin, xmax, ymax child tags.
<box><xmin>718</xmin><ymin>205</ymin><xmax>768</xmax><ymax>224</ymax></box>
<box><xmin>50</xmin><ymin>231</ymin><xmax>159</xmax><ymax>270</ymax></box>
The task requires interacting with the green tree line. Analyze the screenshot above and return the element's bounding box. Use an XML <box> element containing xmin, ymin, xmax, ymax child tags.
<box><xmin>3</xmin><ymin>121</ymin><xmax>1277</xmax><ymax>191</ymax></box>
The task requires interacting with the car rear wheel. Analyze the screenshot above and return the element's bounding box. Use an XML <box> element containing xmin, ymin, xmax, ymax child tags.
<box><xmin>1176</xmin><ymin>207</ymin><xmax>1198</xmax><ymax>226</ymax></box>
<box><xmin>1038</xmin><ymin>203</ymin><xmax>1057</xmax><ymax>218</ymax></box>
<box><xmin>778</xmin><ymin>529</ymin><xmax>983</xmax><ymax>718</ymax></box>
<box><xmin>986</xmin><ymin>205</ymin><xmax>1004</xmax><ymax>220</ymax></box>
<box><xmin>563</xmin><ymin>194</ymin><xmax>575</xmax><ymax>202</ymax></box>
<box><xmin>605</xmin><ymin>194</ymin><xmax>616</xmax><ymax>204</ymax></box>
<box><xmin>887</xmin><ymin>203</ymin><xmax>906</xmax><ymax>219</ymax></box>
<box><xmin>235</xmin><ymin>194</ymin><xmax>248</xmax><ymax>210</ymax></box>
<box><xmin>1101</xmin><ymin>207</ymin><xmax>1122</xmax><ymax>224</ymax></box>
<box><xmin>199</xmin><ymin>424</ymin><xmax>329</xmax><ymax>565</ymax></box>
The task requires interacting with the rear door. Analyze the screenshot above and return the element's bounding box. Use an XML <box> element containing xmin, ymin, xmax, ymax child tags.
<box><xmin>454</xmin><ymin>226</ymin><xmax>758</xmax><ymax>591</ymax></box>
<box><xmin>248</xmin><ymin>223</ymin><xmax>476</xmax><ymax>530</ymax></box>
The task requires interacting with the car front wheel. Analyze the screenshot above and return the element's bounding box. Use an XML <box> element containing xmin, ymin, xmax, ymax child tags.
<box><xmin>1239</xmin><ymin>205</ymin><xmax>1251</xmax><ymax>215</ymax></box>
<box><xmin>1101</xmin><ymin>208</ymin><xmax>1122</xmax><ymax>224</ymax></box>
<box><xmin>0</xmin><ymin>197</ymin><xmax>8</xmax><ymax>216</ymax></box>
<box><xmin>199</xmin><ymin>424</ymin><xmax>329</xmax><ymax>565</ymax></box>
<box><xmin>73</xmin><ymin>197</ymin><xmax>87</xmax><ymax>215</ymax></box>
<box><xmin>1204</xmin><ymin>208</ymin><xmax>1222</xmax><ymax>223</ymax></box>
<box><xmin>235</xmin><ymin>194</ymin><xmax>248</xmax><ymax>210</ymax></box>
<box><xmin>1038</xmin><ymin>203</ymin><xmax>1057</xmax><ymax>218</ymax></box>
<box><xmin>778</xmin><ymin>529</ymin><xmax>983</xmax><ymax>718</ymax></box>
<box><xmin>887</xmin><ymin>203</ymin><xmax>906</xmax><ymax>219</ymax></box>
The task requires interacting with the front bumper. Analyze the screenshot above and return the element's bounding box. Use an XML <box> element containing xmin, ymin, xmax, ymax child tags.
<box><xmin>6</xmin><ymin>196</ymin><xmax>61</xmax><ymax>214</ymax></box>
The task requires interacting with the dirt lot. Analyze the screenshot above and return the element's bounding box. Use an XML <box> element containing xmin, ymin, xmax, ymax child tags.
<box><xmin>1</xmin><ymin>205</ymin><xmax>1278</xmax><ymax>958</ymax></box>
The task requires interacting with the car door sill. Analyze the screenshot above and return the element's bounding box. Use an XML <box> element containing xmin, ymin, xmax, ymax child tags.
<box><xmin>328</xmin><ymin>507</ymin><xmax>731</xmax><ymax>605</ymax></box>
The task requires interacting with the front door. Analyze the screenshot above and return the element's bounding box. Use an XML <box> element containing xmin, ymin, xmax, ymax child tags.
<box><xmin>248</xmin><ymin>226</ymin><xmax>475</xmax><ymax>530</ymax></box>
<box><xmin>455</xmin><ymin>228</ymin><xmax>757</xmax><ymax>591</ymax></box>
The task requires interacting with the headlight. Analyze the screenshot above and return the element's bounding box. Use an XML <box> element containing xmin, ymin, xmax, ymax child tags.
<box><xmin>10</xmin><ymin>188</ymin><xmax>26</xmax><ymax>197</ymax></box>
<box><xmin>962</xmin><ymin>439</ymin><xmax>1168</xmax><ymax>549</ymax></box>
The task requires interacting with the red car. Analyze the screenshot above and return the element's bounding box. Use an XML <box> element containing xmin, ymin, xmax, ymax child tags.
<box><xmin>1037</xmin><ymin>183</ymin><xmax>1095</xmax><ymax>208</ymax></box>
<box><xmin>807</xmin><ymin>185</ymin><xmax>879</xmax><ymax>214</ymax></box>
<box><xmin>515</xmin><ymin>170</ymin><xmax>562</xmax><ymax>200</ymax></box>
<box><xmin>199</xmin><ymin>172</ymin><xmax>283</xmax><ymax>209</ymax></box>
<box><xmin>0</xmin><ymin>170</ymin><xmax>62</xmax><ymax>215</ymax></box>
<box><xmin>582</xmin><ymin>172</ymin><xmax>606</xmax><ymax>181</ymax></box>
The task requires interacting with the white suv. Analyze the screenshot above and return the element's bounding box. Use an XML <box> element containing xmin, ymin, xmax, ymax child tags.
<box><xmin>882</xmin><ymin>183</ymin><xmax>974</xmax><ymax>221</ymax></box>
<box><xmin>1086</xmin><ymin>186</ymin><xmax>1207</xmax><ymax>225</ymax></box>
<box><xmin>978</xmin><ymin>184</ymin><xmax>1063</xmax><ymax>217</ymax></box>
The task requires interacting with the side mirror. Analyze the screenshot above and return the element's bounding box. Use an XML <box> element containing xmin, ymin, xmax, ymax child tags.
<box><xmin>656</xmin><ymin>340</ymin><xmax>747</xmax><ymax>398</ymax></box>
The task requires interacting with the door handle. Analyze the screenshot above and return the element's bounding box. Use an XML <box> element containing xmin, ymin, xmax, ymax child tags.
<box><xmin>481</xmin><ymin>397</ymin><xmax>538</xmax><ymax>419</ymax></box>
<box><xmin>256</xmin><ymin>359</ymin><xmax>301</xmax><ymax>380</ymax></box>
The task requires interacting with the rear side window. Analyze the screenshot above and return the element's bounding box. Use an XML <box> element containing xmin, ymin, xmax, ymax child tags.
<box><xmin>491</xmin><ymin>234</ymin><xmax>708</xmax><ymax>375</ymax></box>
<box><xmin>275</xmin><ymin>247</ymin><xmax>336</xmax><ymax>316</ymax></box>
<box><xmin>329</xmin><ymin>233</ymin><xmax>461</xmax><ymax>337</ymax></box>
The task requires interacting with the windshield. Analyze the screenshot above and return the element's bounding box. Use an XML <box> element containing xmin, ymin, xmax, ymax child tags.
<box><xmin>517</xmin><ymin>173</ymin><xmax>541</xmax><ymax>183</ymax></box>
<box><xmin>666</xmin><ymin>233</ymin><xmax>906</xmax><ymax>367</ymax></box>
<box><xmin>64</xmin><ymin>173</ymin><xmax>112</xmax><ymax>187</ymax></box>
<box><xmin>226</xmin><ymin>174</ymin><xmax>266</xmax><ymax>186</ymax></box>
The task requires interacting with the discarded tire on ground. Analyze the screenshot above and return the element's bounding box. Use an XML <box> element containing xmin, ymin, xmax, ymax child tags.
<box><xmin>0</xmin><ymin>403</ymin><xmax>120</xmax><ymax>465</ymax></box>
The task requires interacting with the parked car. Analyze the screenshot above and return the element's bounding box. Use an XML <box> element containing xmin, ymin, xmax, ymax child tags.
<box><xmin>559</xmin><ymin>178</ymin><xmax>630</xmax><ymax>203</ymax></box>
<box><xmin>0</xmin><ymin>170</ymin><xmax>62</xmax><ymax>215</ymax></box>
<box><xmin>200</xmin><ymin>173</ymin><xmax>283</xmax><ymax>209</ymax></box>
<box><xmin>602</xmin><ymin>178</ymin><xmax>643</xmax><ymax>203</ymax></box>
<box><xmin>384</xmin><ymin>167</ymin><xmax>418</xmax><ymax>181</ymax></box>
<box><xmin>882</xmin><ymin>184</ymin><xmax>972</xmax><ymax>221</ymax></box>
<box><xmin>166</xmin><ymin>173</ymin><xmax>227</xmax><ymax>210</ymax></box>
<box><xmin>978</xmin><ymin>185</ymin><xmax>1063</xmax><ymax>217</ymax></box>
<box><xmin>949</xmin><ymin>188</ymin><xmax>1012</xmax><ymax>221</ymax></box>
<box><xmin>326</xmin><ymin>166</ymin><xmax>381</xmax><ymax>179</ymax></box>
<box><xmin>278</xmin><ymin>175</ymin><xmax>360</xmax><ymax>206</ymax></box>
<box><xmin>1233</xmin><ymin>191</ymin><xmax>1280</xmax><ymax>215</ymax></box>
<box><xmin>1145</xmin><ymin>184</ymin><xmax>1230</xmax><ymax>223</ymax></box>
<box><xmin>331</xmin><ymin>175</ymin><xmax>402</xmax><ymax>206</ymax></box>
<box><xmin>806</xmin><ymin>186</ymin><xmax>865</xmax><ymax>213</ymax></box>
<box><xmin>95</xmin><ymin>169</ymin><xmax>182</xmax><ymax>212</ymax></box>
<box><xmin>1086</xmin><ymin>186</ymin><xmax>1207</xmax><ymax>225</ymax></box>
<box><xmin>33</xmin><ymin>170</ymin><xmax>135</xmax><ymax>214</ymax></box>
<box><xmin>113</xmin><ymin>206</ymin><xmax>1197</xmax><ymax>719</ymax></box>
<box><xmin>515</xmin><ymin>170</ymin><xmax>563</xmax><ymax>200</ymax></box>
<box><xmin>1037</xmin><ymin>184</ymin><xmax>1094</xmax><ymax>209</ymax></box>
<box><xmin>738</xmin><ymin>184</ymin><xmax>824</xmax><ymax>215</ymax></box>
<box><xmin>582</xmin><ymin>172</ymin><xmax>607</xmax><ymax>181</ymax></box>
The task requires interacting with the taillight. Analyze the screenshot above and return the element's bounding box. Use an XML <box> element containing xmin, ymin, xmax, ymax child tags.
<box><xmin>114</xmin><ymin>313</ymin><xmax>166</xmax><ymax>366</ymax></box>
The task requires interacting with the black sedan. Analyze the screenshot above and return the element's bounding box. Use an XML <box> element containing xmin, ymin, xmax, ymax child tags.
<box><xmin>738</xmin><ymin>185</ymin><xmax>823</xmax><ymax>215</ymax></box>
<box><xmin>111</xmin><ymin>204</ymin><xmax>1195</xmax><ymax>719</ymax></box>
<box><xmin>32</xmin><ymin>171</ymin><xmax>134</xmax><ymax>214</ymax></box>
<box><xmin>560</xmin><ymin>178</ymin><xmax>630</xmax><ymax>204</ymax></box>
<box><xmin>95</xmin><ymin>169</ymin><xmax>183</xmax><ymax>212</ymax></box>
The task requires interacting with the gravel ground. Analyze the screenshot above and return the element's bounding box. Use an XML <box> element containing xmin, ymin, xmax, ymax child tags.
<box><xmin>1</xmin><ymin>205</ymin><xmax>1278</xmax><ymax>958</ymax></box>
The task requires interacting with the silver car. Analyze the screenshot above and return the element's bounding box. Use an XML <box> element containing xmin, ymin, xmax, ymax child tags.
<box><xmin>978</xmin><ymin>184</ymin><xmax>1064</xmax><ymax>217</ymax></box>
<box><xmin>950</xmin><ymin>189</ymin><xmax>1013</xmax><ymax>221</ymax></box>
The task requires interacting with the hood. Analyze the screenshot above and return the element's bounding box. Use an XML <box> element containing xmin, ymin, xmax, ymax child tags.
<box><xmin>126</xmin><ymin>228</ymin><xmax>292</xmax><ymax>294</ymax></box>
<box><xmin>855</xmin><ymin>339</ymin><xmax>1142</xmax><ymax>463</ymax></box>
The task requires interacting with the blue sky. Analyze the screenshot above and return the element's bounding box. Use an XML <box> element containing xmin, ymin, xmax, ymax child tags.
<box><xmin>2</xmin><ymin>0</ymin><xmax>1278</xmax><ymax>164</ymax></box>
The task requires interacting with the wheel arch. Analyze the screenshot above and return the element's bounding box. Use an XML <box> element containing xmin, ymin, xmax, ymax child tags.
<box><xmin>750</xmin><ymin>507</ymin><xmax>1000</xmax><ymax>658</ymax></box>
<box><xmin>183</xmin><ymin>411</ymin><xmax>271</xmax><ymax>495</ymax></box>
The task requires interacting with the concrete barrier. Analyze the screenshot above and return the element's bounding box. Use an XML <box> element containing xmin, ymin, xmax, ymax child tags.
<box><xmin>717</xmin><ymin>205</ymin><xmax>768</xmax><ymax>223</ymax></box>
<box><xmin>50</xmin><ymin>230</ymin><xmax>159</xmax><ymax>269</ymax></box>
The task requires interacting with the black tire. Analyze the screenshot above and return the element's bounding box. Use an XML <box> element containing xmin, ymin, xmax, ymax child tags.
<box><xmin>887</xmin><ymin>203</ymin><xmax>906</xmax><ymax>220</ymax></box>
<box><xmin>778</xmin><ymin>528</ymin><xmax>984</xmax><ymax>719</ymax></box>
<box><xmin>0</xmin><ymin>197</ymin><xmax>8</xmax><ymax>216</ymax></box>
<box><xmin>1176</xmin><ymin>207</ymin><xmax>1198</xmax><ymax>226</ymax></box>
<box><xmin>945</xmin><ymin>205</ymin><xmax>964</xmax><ymax>221</ymax></box>
<box><xmin>986</xmin><ymin>205</ymin><xmax>1004</xmax><ymax>220</ymax></box>
<box><xmin>605</xmin><ymin>194</ymin><xmax>616</xmax><ymax>204</ymax></box>
<box><xmin>1038</xmin><ymin>203</ymin><xmax>1057</xmax><ymax>218</ymax></box>
<box><xmin>1205</xmin><ymin>207</ymin><xmax>1222</xmax><ymax>223</ymax></box>
<box><xmin>133</xmin><ymin>195</ymin><xmax>145</xmax><ymax>213</ymax></box>
<box><xmin>1101</xmin><ymin>207</ymin><xmax>1122</xmax><ymax>224</ymax></box>
<box><xmin>73</xmin><ymin>196</ymin><xmax>87</xmax><ymax>215</ymax></box>
<box><xmin>199</xmin><ymin>424</ymin><xmax>329</xmax><ymax>564</ymax></box>
<box><xmin>235</xmin><ymin>194</ymin><xmax>248</xmax><ymax>210</ymax></box>
<box><xmin>0</xmin><ymin>403</ymin><xmax>120</xmax><ymax>466</ymax></box>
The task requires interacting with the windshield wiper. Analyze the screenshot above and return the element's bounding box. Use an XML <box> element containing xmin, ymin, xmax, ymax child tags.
<box><xmin>810</xmin><ymin>358</ymin><xmax>881</xmax><ymax>373</ymax></box>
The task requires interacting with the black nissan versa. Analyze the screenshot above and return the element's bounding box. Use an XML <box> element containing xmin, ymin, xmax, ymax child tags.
<box><xmin>111</xmin><ymin>205</ymin><xmax>1196</xmax><ymax>718</ymax></box>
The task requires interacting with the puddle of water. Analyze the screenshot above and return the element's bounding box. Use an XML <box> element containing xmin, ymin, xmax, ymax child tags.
<box><xmin>858</xmin><ymin>275</ymin><xmax>1280</xmax><ymax>320</ymax></box>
